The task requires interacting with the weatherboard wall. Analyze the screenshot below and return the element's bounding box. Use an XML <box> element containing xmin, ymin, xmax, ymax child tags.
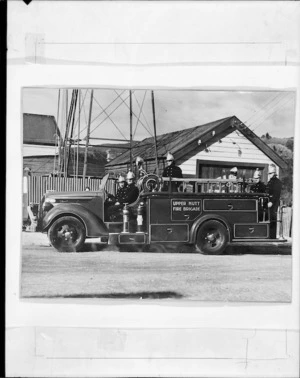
<box><xmin>178</xmin><ymin>130</ymin><xmax>279</xmax><ymax>177</ymax></box>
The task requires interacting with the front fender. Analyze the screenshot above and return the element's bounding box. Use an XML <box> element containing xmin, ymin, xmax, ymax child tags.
<box><xmin>42</xmin><ymin>203</ymin><xmax>109</xmax><ymax>237</ymax></box>
<box><xmin>190</xmin><ymin>214</ymin><xmax>231</xmax><ymax>243</ymax></box>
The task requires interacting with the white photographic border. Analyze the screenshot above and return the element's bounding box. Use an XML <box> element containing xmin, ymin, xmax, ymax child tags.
<box><xmin>6</xmin><ymin>1</ymin><xmax>300</xmax><ymax>377</ymax></box>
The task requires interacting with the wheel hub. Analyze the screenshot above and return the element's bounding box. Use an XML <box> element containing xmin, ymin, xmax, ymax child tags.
<box><xmin>63</xmin><ymin>230</ymin><xmax>73</xmax><ymax>240</ymax></box>
<box><xmin>206</xmin><ymin>232</ymin><xmax>217</xmax><ymax>243</ymax></box>
<box><xmin>58</xmin><ymin>225</ymin><xmax>75</xmax><ymax>241</ymax></box>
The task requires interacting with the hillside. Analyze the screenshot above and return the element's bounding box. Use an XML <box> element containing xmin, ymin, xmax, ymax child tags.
<box><xmin>65</xmin><ymin>144</ymin><xmax>128</xmax><ymax>177</ymax></box>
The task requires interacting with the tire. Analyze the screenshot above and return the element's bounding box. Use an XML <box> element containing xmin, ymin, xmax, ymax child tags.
<box><xmin>195</xmin><ymin>220</ymin><xmax>229</xmax><ymax>255</ymax></box>
<box><xmin>48</xmin><ymin>216</ymin><xmax>86</xmax><ymax>252</ymax></box>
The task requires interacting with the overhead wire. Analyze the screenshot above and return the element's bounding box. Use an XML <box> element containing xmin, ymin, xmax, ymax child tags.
<box><xmin>132</xmin><ymin>91</ymin><xmax>153</xmax><ymax>137</ymax></box>
<box><xmin>243</xmin><ymin>93</ymin><xmax>283</xmax><ymax>126</ymax></box>
<box><xmin>248</xmin><ymin>93</ymin><xmax>293</xmax><ymax>130</ymax></box>
<box><xmin>133</xmin><ymin>90</ymin><xmax>148</xmax><ymax>138</ymax></box>
<box><xmin>251</xmin><ymin>95</ymin><xmax>294</xmax><ymax>132</ymax></box>
<box><xmin>114</xmin><ymin>90</ymin><xmax>153</xmax><ymax>137</ymax></box>
<box><xmin>81</xmin><ymin>91</ymin><xmax>132</xmax><ymax>139</ymax></box>
<box><xmin>92</xmin><ymin>94</ymin><xmax>128</xmax><ymax>141</ymax></box>
<box><xmin>90</xmin><ymin>89</ymin><xmax>126</xmax><ymax>125</ymax></box>
<box><xmin>74</xmin><ymin>89</ymin><xmax>128</xmax><ymax>139</ymax></box>
<box><xmin>245</xmin><ymin>92</ymin><xmax>292</xmax><ymax>130</ymax></box>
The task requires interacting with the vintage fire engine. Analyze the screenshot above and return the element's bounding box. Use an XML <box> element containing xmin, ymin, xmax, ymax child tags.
<box><xmin>37</xmin><ymin>173</ymin><xmax>286</xmax><ymax>254</ymax></box>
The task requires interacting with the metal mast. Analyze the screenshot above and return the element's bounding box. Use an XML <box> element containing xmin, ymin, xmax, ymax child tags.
<box><xmin>76</xmin><ymin>89</ymin><xmax>81</xmax><ymax>180</ymax></box>
<box><xmin>129</xmin><ymin>90</ymin><xmax>133</xmax><ymax>172</ymax></box>
<box><xmin>54</xmin><ymin>89</ymin><xmax>61</xmax><ymax>174</ymax></box>
<box><xmin>83</xmin><ymin>89</ymin><xmax>94</xmax><ymax>181</ymax></box>
<box><xmin>151</xmin><ymin>90</ymin><xmax>159</xmax><ymax>175</ymax></box>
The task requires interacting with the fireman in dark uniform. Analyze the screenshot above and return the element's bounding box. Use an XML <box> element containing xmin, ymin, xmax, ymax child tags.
<box><xmin>115</xmin><ymin>175</ymin><xmax>128</xmax><ymax>205</ymax></box>
<box><xmin>250</xmin><ymin>168</ymin><xmax>266</xmax><ymax>193</ymax></box>
<box><xmin>125</xmin><ymin>171</ymin><xmax>140</xmax><ymax>204</ymax></box>
<box><xmin>107</xmin><ymin>175</ymin><xmax>128</xmax><ymax>221</ymax></box>
<box><xmin>266</xmin><ymin>165</ymin><xmax>282</xmax><ymax>239</ymax></box>
<box><xmin>250</xmin><ymin>168</ymin><xmax>267</xmax><ymax>222</ymax></box>
<box><xmin>162</xmin><ymin>152</ymin><xmax>183</xmax><ymax>192</ymax></box>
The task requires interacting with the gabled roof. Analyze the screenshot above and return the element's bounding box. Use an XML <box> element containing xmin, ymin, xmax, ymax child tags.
<box><xmin>23</xmin><ymin>113</ymin><xmax>62</xmax><ymax>146</ymax></box>
<box><xmin>106</xmin><ymin>115</ymin><xmax>287</xmax><ymax>169</ymax></box>
<box><xmin>106</xmin><ymin>116</ymin><xmax>231</xmax><ymax>165</ymax></box>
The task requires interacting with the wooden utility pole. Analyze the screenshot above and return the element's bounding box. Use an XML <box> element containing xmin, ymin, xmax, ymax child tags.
<box><xmin>151</xmin><ymin>90</ymin><xmax>159</xmax><ymax>175</ymax></box>
<box><xmin>129</xmin><ymin>90</ymin><xmax>133</xmax><ymax>172</ymax></box>
<box><xmin>83</xmin><ymin>89</ymin><xmax>94</xmax><ymax>181</ymax></box>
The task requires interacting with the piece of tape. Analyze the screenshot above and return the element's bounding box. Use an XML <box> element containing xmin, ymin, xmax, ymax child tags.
<box><xmin>25</xmin><ymin>33</ymin><xmax>45</xmax><ymax>64</ymax></box>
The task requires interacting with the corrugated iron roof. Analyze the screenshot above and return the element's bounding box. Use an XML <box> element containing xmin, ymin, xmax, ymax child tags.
<box><xmin>106</xmin><ymin>116</ymin><xmax>232</xmax><ymax>166</ymax></box>
<box><xmin>106</xmin><ymin>115</ymin><xmax>288</xmax><ymax>169</ymax></box>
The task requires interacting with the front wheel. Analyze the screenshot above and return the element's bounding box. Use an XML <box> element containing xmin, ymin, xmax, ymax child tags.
<box><xmin>195</xmin><ymin>220</ymin><xmax>228</xmax><ymax>255</ymax></box>
<box><xmin>48</xmin><ymin>216</ymin><xmax>86</xmax><ymax>252</ymax></box>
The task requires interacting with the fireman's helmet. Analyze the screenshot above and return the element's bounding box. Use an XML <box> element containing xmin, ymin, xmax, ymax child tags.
<box><xmin>253</xmin><ymin>169</ymin><xmax>262</xmax><ymax>179</ymax></box>
<box><xmin>118</xmin><ymin>175</ymin><xmax>126</xmax><ymax>183</ymax></box>
<box><xmin>230</xmin><ymin>166</ymin><xmax>238</xmax><ymax>173</ymax></box>
<box><xmin>166</xmin><ymin>152</ymin><xmax>174</xmax><ymax>161</ymax></box>
<box><xmin>136</xmin><ymin>156</ymin><xmax>144</xmax><ymax>166</ymax></box>
<box><xmin>126</xmin><ymin>171</ymin><xmax>135</xmax><ymax>180</ymax></box>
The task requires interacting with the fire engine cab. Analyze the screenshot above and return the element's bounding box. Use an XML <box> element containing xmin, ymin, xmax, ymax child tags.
<box><xmin>37</xmin><ymin>173</ymin><xmax>285</xmax><ymax>254</ymax></box>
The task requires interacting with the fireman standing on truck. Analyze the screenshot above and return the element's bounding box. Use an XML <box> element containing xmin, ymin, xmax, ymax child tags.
<box><xmin>228</xmin><ymin>166</ymin><xmax>238</xmax><ymax>180</ymax></box>
<box><xmin>162</xmin><ymin>152</ymin><xmax>183</xmax><ymax>192</ymax></box>
<box><xmin>125</xmin><ymin>171</ymin><xmax>140</xmax><ymax>204</ymax></box>
<box><xmin>250</xmin><ymin>168</ymin><xmax>266</xmax><ymax>193</ymax></box>
<box><xmin>135</xmin><ymin>156</ymin><xmax>147</xmax><ymax>178</ymax></box>
<box><xmin>266</xmin><ymin>165</ymin><xmax>282</xmax><ymax>239</ymax></box>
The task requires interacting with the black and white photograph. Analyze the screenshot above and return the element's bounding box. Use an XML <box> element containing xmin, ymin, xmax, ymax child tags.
<box><xmin>21</xmin><ymin>88</ymin><xmax>294</xmax><ymax>302</ymax></box>
<box><xmin>6</xmin><ymin>1</ymin><xmax>300</xmax><ymax>377</ymax></box>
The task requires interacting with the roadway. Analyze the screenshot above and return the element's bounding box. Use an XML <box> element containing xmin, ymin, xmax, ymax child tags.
<box><xmin>21</xmin><ymin>232</ymin><xmax>292</xmax><ymax>302</ymax></box>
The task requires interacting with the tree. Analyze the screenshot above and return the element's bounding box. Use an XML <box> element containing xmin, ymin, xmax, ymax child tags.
<box><xmin>265</xmin><ymin>132</ymin><xmax>271</xmax><ymax>140</ymax></box>
<box><xmin>286</xmin><ymin>138</ymin><xmax>294</xmax><ymax>152</ymax></box>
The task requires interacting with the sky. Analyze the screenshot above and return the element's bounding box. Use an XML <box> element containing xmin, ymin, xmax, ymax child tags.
<box><xmin>22</xmin><ymin>88</ymin><xmax>296</xmax><ymax>145</ymax></box>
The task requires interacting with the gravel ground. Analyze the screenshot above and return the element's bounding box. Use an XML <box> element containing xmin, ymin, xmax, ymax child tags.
<box><xmin>21</xmin><ymin>232</ymin><xmax>292</xmax><ymax>302</ymax></box>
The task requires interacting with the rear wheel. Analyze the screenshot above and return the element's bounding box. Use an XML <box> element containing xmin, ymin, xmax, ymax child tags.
<box><xmin>48</xmin><ymin>216</ymin><xmax>86</xmax><ymax>252</ymax></box>
<box><xmin>196</xmin><ymin>220</ymin><xmax>228</xmax><ymax>255</ymax></box>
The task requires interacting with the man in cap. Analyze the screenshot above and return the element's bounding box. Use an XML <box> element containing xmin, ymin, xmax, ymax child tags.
<box><xmin>266</xmin><ymin>165</ymin><xmax>282</xmax><ymax>239</ymax></box>
<box><xmin>162</xmin><ymin>152</ymin><xmax>183</xmax><ymax>192</ymax></box>
<box><xmin>228</xmin><ymin>167</ymin><xmax>238</xmax><ymax>180</ymax></box>
<box><xmin>250</xmin><ymin>168</ymin><xmax>266</xmax><ymax>193</ymax></box>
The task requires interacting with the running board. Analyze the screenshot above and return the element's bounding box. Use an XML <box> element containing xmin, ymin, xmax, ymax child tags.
<box><xmin>108</xmin><ymin>232</ymin><xmax>147</xmax><ymax>245</ymax></box>
<box><xmin>231</xmin><ymin>238</ymin><xmax>287</xmax><ymax>243</ymax></box>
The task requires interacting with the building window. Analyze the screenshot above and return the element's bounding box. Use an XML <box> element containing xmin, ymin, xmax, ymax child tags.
<box><xmin>196</xmin><ymin>160</ymin><xmax>269</xmax><ymax>182</ymax></box>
